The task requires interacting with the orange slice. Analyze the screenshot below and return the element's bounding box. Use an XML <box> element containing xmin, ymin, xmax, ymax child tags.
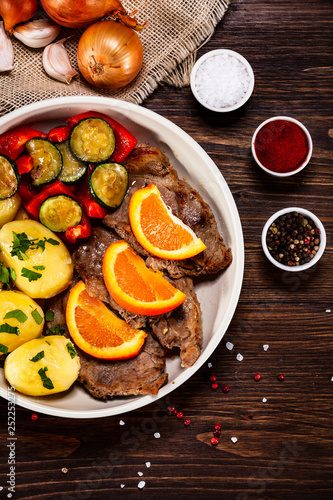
<box><xmin>103</xmin><ymin>240</ymin><xmax>187</xmax><ymax>315</ymax></box>
<box><xmin>66</xmin><ymin>280</ymin><xmax>147</xmax><ymax>360</ymax></box>
<box><xmin>128</xmin><ymin>183</ymin><xmax>207</xmax><ymax>260</ymax></box>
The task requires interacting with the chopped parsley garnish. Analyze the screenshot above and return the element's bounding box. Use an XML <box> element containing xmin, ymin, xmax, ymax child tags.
<box><xmin>10</xmin><ymin>231</ymin><xmax>60</xmax><ymax>261</ymax></box>
<box><xmin>0</xmin><ymin>262</ymin><xmax>15</xmax><ymax>289</ymax></box>
<box><xmin>4</xmin><ymin>309</ymin><xmax>28</xmax><ymax>323</ymax></box>
<box><xmin>0</xmin><ymin>344</ymin><xmax>8</xmax><ymax>355</ymax></box>
<box><xmin>33</xmin><ymin>266</ymin><xmax>45</xmax><ymax>271</ymax></box>
<box><xmin>45</xmin><ymin>324</ymin><xmax>65</xmax><ymax>336</ymax></box>
<box><xmin>31</xmin><ymin>309</ymin><xmax>43</xmax><ymax>325</ymax></box>
<box><xmin>38</xmin><ymin>366</ymin><xmax>54</xmax><ymax>390</ymax></box>
<box><xmin>66</xmin><ymin>342</ymin><xmax>77</xmax><ymax>359</ymax></box>
<box><xmin>30</xmin><ymin>350</ymin><xmax>45</xmax><ymax>363</ymax></box>
<box><xmin>21</xmin><ymin>268</ymin><xmax>42</xmax><ymax>282</ymax></box>
<box><xmin>45</xmin><ymin>310</ymin><xmax>54</xmax><ymax>322</ymax></box>
<box><xmin>0</xmin><ymin>323</ymin><xmax>19</xmax><ymax>335</ymax></box>
<box><xmin>45</xmin><ymin>340</ymin><xmax>51</xmax><ymax>346</ymax></box>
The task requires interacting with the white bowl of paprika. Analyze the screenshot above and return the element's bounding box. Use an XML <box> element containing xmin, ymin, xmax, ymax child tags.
<box><xmin>251</xmin><ymin>116</ymin><xmax>313</xmax><ymax>177</ymax></box>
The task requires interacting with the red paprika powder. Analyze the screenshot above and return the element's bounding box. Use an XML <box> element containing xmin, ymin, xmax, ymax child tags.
<box><xmin>254</xmin><ymin>119</ymin><xmax>310</xmax><ymax>173</ymax></box>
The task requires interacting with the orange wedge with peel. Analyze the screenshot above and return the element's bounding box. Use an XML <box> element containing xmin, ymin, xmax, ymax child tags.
<box><xmin>102</xmin><ymin>240</ymin><xmax>187</xmax><ymax>315</ymax></box>
<box><xmin>128</xmin><ymin>183</ymin><xmax>207</xmax><ymax>260</ymax></box>
<box><xmin>66</xmin><ymin>280</ymin><xmax>147</xmax><ymax>360</ymax></box>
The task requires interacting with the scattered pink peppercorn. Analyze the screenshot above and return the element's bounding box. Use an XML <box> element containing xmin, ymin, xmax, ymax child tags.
<box><xmin>211</xmin><ymin>382</ymin><xmax>218</xmax><ymax>390</ymax></box>
<box><xmin>254</xmin><ymin>373</ymin><xmax>261</xmax><ymax>381</ymax></box>
<box><xmin>31</xmin><ymin>414</ymin><xmax>38</xmax><ymax>420</ymax></box>
<box><xmin>176</xmin><ymin>411</ymin><xmax>183</xmax><ymax>419</ymax></box>
<box><xmin>211</xmin><ymin>437</ymin><xmax>219</xmax><ymax>446</ymax></box>
<box><xmin>222</xmin><ymin>385</ymin><xmax>229</xmax><ymax>393</ymax></box>
<box><xmin>168</xmin><ymin>406</ymin><xmax>177</xmax><ymax>416</ymax></box>
<box><xmin>277</xmin><ymin>373</ymin><xmax>285</xmax><ymax>381</ymax></box>
<box><xmin>210</xmin><ymin>375</ymin><xmax>217</xmax><ymax>382</ymax></box>
<box><xmin>214</xmin><ymin>422</ymin><xmax>222</xmax><ymax>430</ymax></box>
<box><xmin>213</xmin><ymin>429</ymin><xmax>221</xmax><ymax>437</ymax></box>
<box><xmin>184</xmin><ymin>418</ymin><xmax>191</xmax><ymax>426</ymax></box>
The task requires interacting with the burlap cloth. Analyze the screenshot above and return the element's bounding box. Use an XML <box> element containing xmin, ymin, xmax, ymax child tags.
<box><xmin>0</xmin><ymin>0</ymin><xmax>229</xmax><ymax>117</ymax></box>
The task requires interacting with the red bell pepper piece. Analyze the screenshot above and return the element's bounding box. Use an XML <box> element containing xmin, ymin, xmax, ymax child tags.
<box><xmin>48</xmin><ymin>126</ymin><xmax>71</xmax><ymax>143</ymax></box>
<box><xmin>0</xmin><ymin>126</ymin><xmax>47</xmax><ymax>160</ymax></box>
<box><xmin>75</xmin><ymin>166</ymin><xmax>108</xmax><ymax>219</ymax></box>
<box><xmin>17</xmin><ymin>175</ymin><xmax>38</xmax><ymax>204</ymax></box>
<box><xmin>25</xmin><ymin>181</ymin><xmax>91</xmax><ymax>243</ymax></box>
<box><xmin>66</xmin><ymin>111</ymin><xmax>137</xmax><ymax>163</ymax></box>
<box><xmin>16</xmin><ymin>155</ymin><xmax>33</xmax><ymax>174</ymax></box>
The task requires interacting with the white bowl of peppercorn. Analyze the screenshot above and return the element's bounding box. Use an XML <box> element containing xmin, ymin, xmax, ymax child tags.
<box><xmin>262</xmin><ymin>207</ymin><xmax>326</xmax><ymax>271</ymax></box>
<box><xmin>251</xmin><ymin>116</ymin><xmax>313</xmax><ymax>177</ymax></box>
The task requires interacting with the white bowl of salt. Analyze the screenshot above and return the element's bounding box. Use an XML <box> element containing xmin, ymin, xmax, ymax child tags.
<box><xmin>190</xmin><ymin>49</ymin><xmax>255</xmax><ymax>112</ymax></box>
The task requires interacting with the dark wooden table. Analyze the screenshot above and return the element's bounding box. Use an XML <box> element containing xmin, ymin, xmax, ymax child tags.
<box><xmin>1</xmin><ymin>1</ymin><xmax>332</xmax><ymax>499</ymax></box>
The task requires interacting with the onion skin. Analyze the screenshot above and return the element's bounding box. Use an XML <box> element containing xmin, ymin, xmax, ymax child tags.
<box><xmin>40</xmin><ymin>0</ymin><xmax>146</xmax><ymax>31</ymax></box>
<box><xmin>77</xmin><ymin>20</ymin><xmax>143</xmax><ymax>90</ymax></box>
<box><xmin>0</xmin><ymin>0</ymin><xmax>38</xmax><ymax>34</ymax></box>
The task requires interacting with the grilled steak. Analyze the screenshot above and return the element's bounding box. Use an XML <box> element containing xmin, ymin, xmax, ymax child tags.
<box><xmin>103</xmin><ymin>144</ymin><xmax>232</xmax><ymax>278</ymax></box>
<box><xmin>44</xmin><ymin>284</ymin><xmax>168</xmax><ymax>399</ymax></box>
<box><xmin>149</xmin><ymin>276</ymin><xmax>202</xmax><ymax>367</ymax></box>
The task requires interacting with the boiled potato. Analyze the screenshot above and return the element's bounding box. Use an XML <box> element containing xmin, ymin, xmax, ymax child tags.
<box><xmin>0</xmin><ymin>220</ymin><xmax>73</xmax><ymax>299</ymax></box>
<box><xmin>0</xmin><ymin>290</ymin><xmax>44</xmax><ymax>353</ymax></box>
<box><xmin>14</xmin><ymin>205</ymin><xmax>30</xmax><ymax>221</ymax></box>
<box><xmin>4</xmin><ymin>335</ymin><xmax>80</xmax><ymax>396</ymax></box>
<box><xmin>0</xmin><ymin>194</ymin><xmax>21</xmax><ymax>228</ymax></box>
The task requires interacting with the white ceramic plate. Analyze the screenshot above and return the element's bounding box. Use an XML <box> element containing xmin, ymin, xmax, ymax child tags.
<box><xmin>0</xmin><ymin>96</ymin><xmax>244</xmax><ymax>418</ymax></box>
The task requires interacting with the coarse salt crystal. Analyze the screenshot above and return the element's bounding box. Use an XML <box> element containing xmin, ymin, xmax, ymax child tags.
<box><xmin>231</xmin><ymin>437</ymin><xmax>238</xmax><ymax>444</ymax></box>
<box><xmin>326</xmin><ymin>309</ymin><xmax>331</xmax><ymax>313</ymax></box>
<box><xmin>262</xmin><ymin>397</ymin><xmax>267</xmax><ymax>403</ymax></box>
<box><xmin>120</xmin><ymin>484</ymin><xmax>125</xmax><ymax>488</ymax></box>
<box><xmin>154</xmin><ymin>432</ymin><xmax>160</xmax><ymax>438</ymax></box>
<box><xmin>194</xmin><ymin>53</ymin><xmax>251</xmax><ymax>110</ymax></box>
<box><xmin>146</xmin><ymin>462</ymin><xmax>151</xmax><ymax>468</ymax></box>
<box><xmin>236</xmin><ymin>353</ymin><xmax>243</xmax><ymax>361</ymax></box>
<box><xmin>119</xmin><ymin>420</ymin><xmax>125</xmax><ymax>426</ymax></box>
<box><xmin>138</xmin><ymin>481</ymin><xmax>146</xmax><ymax>489</ymax></box>
<box><xmin>138</xmin><ymin>471</ymin><xmax>143</xmax><ymax>476</ymax></box>
<box><xmin>263</xmin><ymin>344</ymin><xmax>269</xmax><ymax>351</ymax></box>
<box><xmin>331</xmin><ymin>376</ymin><xmax>333</xmax><ymax>382</ymax></box>
<box><xmin>208</xmin><ymin>362</ymin><xmax>212</xmax><ymax>368</ymax></box>
<box><xmin>226</xmin><ymin>342</ymin><xmax>234</xmax><ymax>351</ymax></box>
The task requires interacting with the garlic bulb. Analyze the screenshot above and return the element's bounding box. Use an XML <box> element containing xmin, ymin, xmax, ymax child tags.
<box><xmin>0</xmin><ymin>21</ymin><xmax>14</xmax><ymax>71</ymax></box>
<box><xmin>13</xmin><ymin>19</ymin><xmax>61</xmax><ymax>48</ymax></box>
<box><xmin>43</xmin><ymin>38</ymin><xmax>77</xmax><ymax>84</ymax></box>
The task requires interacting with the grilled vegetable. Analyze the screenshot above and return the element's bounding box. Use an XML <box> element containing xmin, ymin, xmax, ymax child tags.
<box><xmin>0</xmin><ymin>193</ymin><xmax>21</xmax><ymax>228</ymax></box>
<box><xmin>0</xmin><ymin>154</ymin><xmax>20</xmax><ymax>200</ymax></box>
<box><xmin>56</xmin><ymin>139</ymin><xmax>87</xmax><ymax>184</ymax></box>
<box><xmin>39</xmin><ymin>194</ymin><xmax>82</xmax><ymax>232</ymax></box>
<box><xmin>26</xmin><ymin>138</ymin><xmax>62</xmax><ymax>186</ymax></box>
<box><xmin>88</xmin><ymin>162</ymin><xmax>128</xmax><ymax>209</ymax></box>
<box><xmin>69</xmin><ymin>117</ymin><xmax>115</xmax><ymax>163</ymax></box>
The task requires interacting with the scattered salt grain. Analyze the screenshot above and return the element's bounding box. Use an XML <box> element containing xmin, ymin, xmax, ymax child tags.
<box><xmin>326</xmin><ymin>309</ymin><xmax>331</xmax><ymax>313</ymax></box>
<box><xmin>226</xmin><ymin>342</ymin><xmax>234</xmax><ymax>351</ymax></box>
<box><xmin>208</xmin><ymin>362</ymin><xmax>212</xmax><ymax>368</ymax></box>
<box><xmin>262</xmin><ymin>397</ymin><xmax>267</xmax><ymax>403</ymax></box>
<box><xmin>138</xmin><ymin>471</ymin><xmax>143</xmax><ymax>477</ymax></box>
<box><xmin>120</xmin><ymin>484</ymin><xmax>125</xmax><ymax>488</ymax></box>
<box><xmin>7</xmin><ymin>494</ymin><xmax>12</xmax><ymax>499</ymax></box>
<box><xmin>236</xmin><ymin>353</ymin><xmax>243</xmax><ymax>362</ymax></box>
<box><xmin>263</xmin><ymin>344</ymin><xmax>269</xmax><ymax>351</ymax></box>
<box><xmin>119</xmin><ymin>420</ymin><xmax>125</xmax><ymax>426</ymax></box>
<box><xmin>146</xmin><ymin>462</ymin><xmax>151</xmax><ymax>468</ymax></box>
<box><xmin>231</xmin><ymin>437</ymin><xmax>238</xmax><ymax>444</ymax></box>
<box><xmin>138</xmin><ymin>481</ymin><xmax>146</xmax><ymax>489</ymax></box>
<box><xmin>193</xmin><ymin>52</ymin><xmax>252</xmax><ymax>110</ymax></box>
<box><xmin>331</xmin><ymin>376</ymin><xmax>333</xmax><ymax>382</ymax></box>
<box><xmin>0</xmin><ymin>487</ymin><xmax>3</xmax><ymax>491</ymax></box>
<box><xmin>154</xmin><ymin>432</ymin><xmax>160</xmax><ymax>439</ymax></box>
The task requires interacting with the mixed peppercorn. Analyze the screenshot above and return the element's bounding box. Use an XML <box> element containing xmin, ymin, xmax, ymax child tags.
<box><xmin>266</xmin><ymin>211</ymin><xmax>320</xmax><ymax>267</ymax></box>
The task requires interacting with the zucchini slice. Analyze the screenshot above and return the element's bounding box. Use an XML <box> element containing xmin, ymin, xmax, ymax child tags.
<box><xmin>26</xmin><ymin>138</ymin><xmax>63</xmax><ymax>186</ymax></box>
<box><xmin>88</xmin><ymin>162</ymin><xmax>128</xmax><ymax>209</ymax></box>
<box><xmin>56</xmin><ymin>140</ymin><xmax>87</xmax><ymax>184</ymax></box>
<box><xmin>0</xmin><ymin>154</ymin><xmax>20</xmax><ymax>200</ymax></box>
<box><xmin>39</xmin><ymin>194</ymin><xmax>82</xmax><ymax>233</ymax></box>
<box><xmin>69</xmin><ymin>117</ymin><xmax>116</xmax><ymax>163</ymax></box>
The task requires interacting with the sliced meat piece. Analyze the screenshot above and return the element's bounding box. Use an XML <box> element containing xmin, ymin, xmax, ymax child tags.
<box><xmin>78</xmin><ymin>333</ymin><xmax>168</xmax><ymax>399</ymax></box>
<box><xmin>149</xmin><ymin>277</ymin><xmax>202</xmax><ymax>367</ymax></box>
<box><xmin>103</xmin><ymin>144</ymin><xmax>232</xmax><ymax>278</ymax></box>
<box><xmin>72</xmin><ymin>225</ymin><xmax>147</xmax><ymax>329</ymax></box>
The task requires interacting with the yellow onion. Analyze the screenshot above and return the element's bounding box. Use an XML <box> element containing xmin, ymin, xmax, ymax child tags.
<box><xmin>0</xmin><ymin>0</ymin><xmax>38</xmax><ymax>34</ymax></box>
<box><xmin>40</xmin><ymin>0</ymin><xmax>145</xmax><ymax>31</ymax></box>
<box><xmin>77</xmin><ymin>20</ymin><xmax>143</xmax><ymax>90</ymax></box>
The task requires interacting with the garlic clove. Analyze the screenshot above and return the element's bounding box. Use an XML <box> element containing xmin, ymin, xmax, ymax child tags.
<box><xmin>43</xmin><ymin>38</ymin><xmax>77</xmax><ymax>84</ymax></box>
<box><xmin>13</xmin><ymin>19</ymin><xmax>61</xmax><ymax>49</ymax></box>
<box><xmin>0</xmin><ymin>21</ymin><xmax>14</xmax><ymax>71</ymax></box>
